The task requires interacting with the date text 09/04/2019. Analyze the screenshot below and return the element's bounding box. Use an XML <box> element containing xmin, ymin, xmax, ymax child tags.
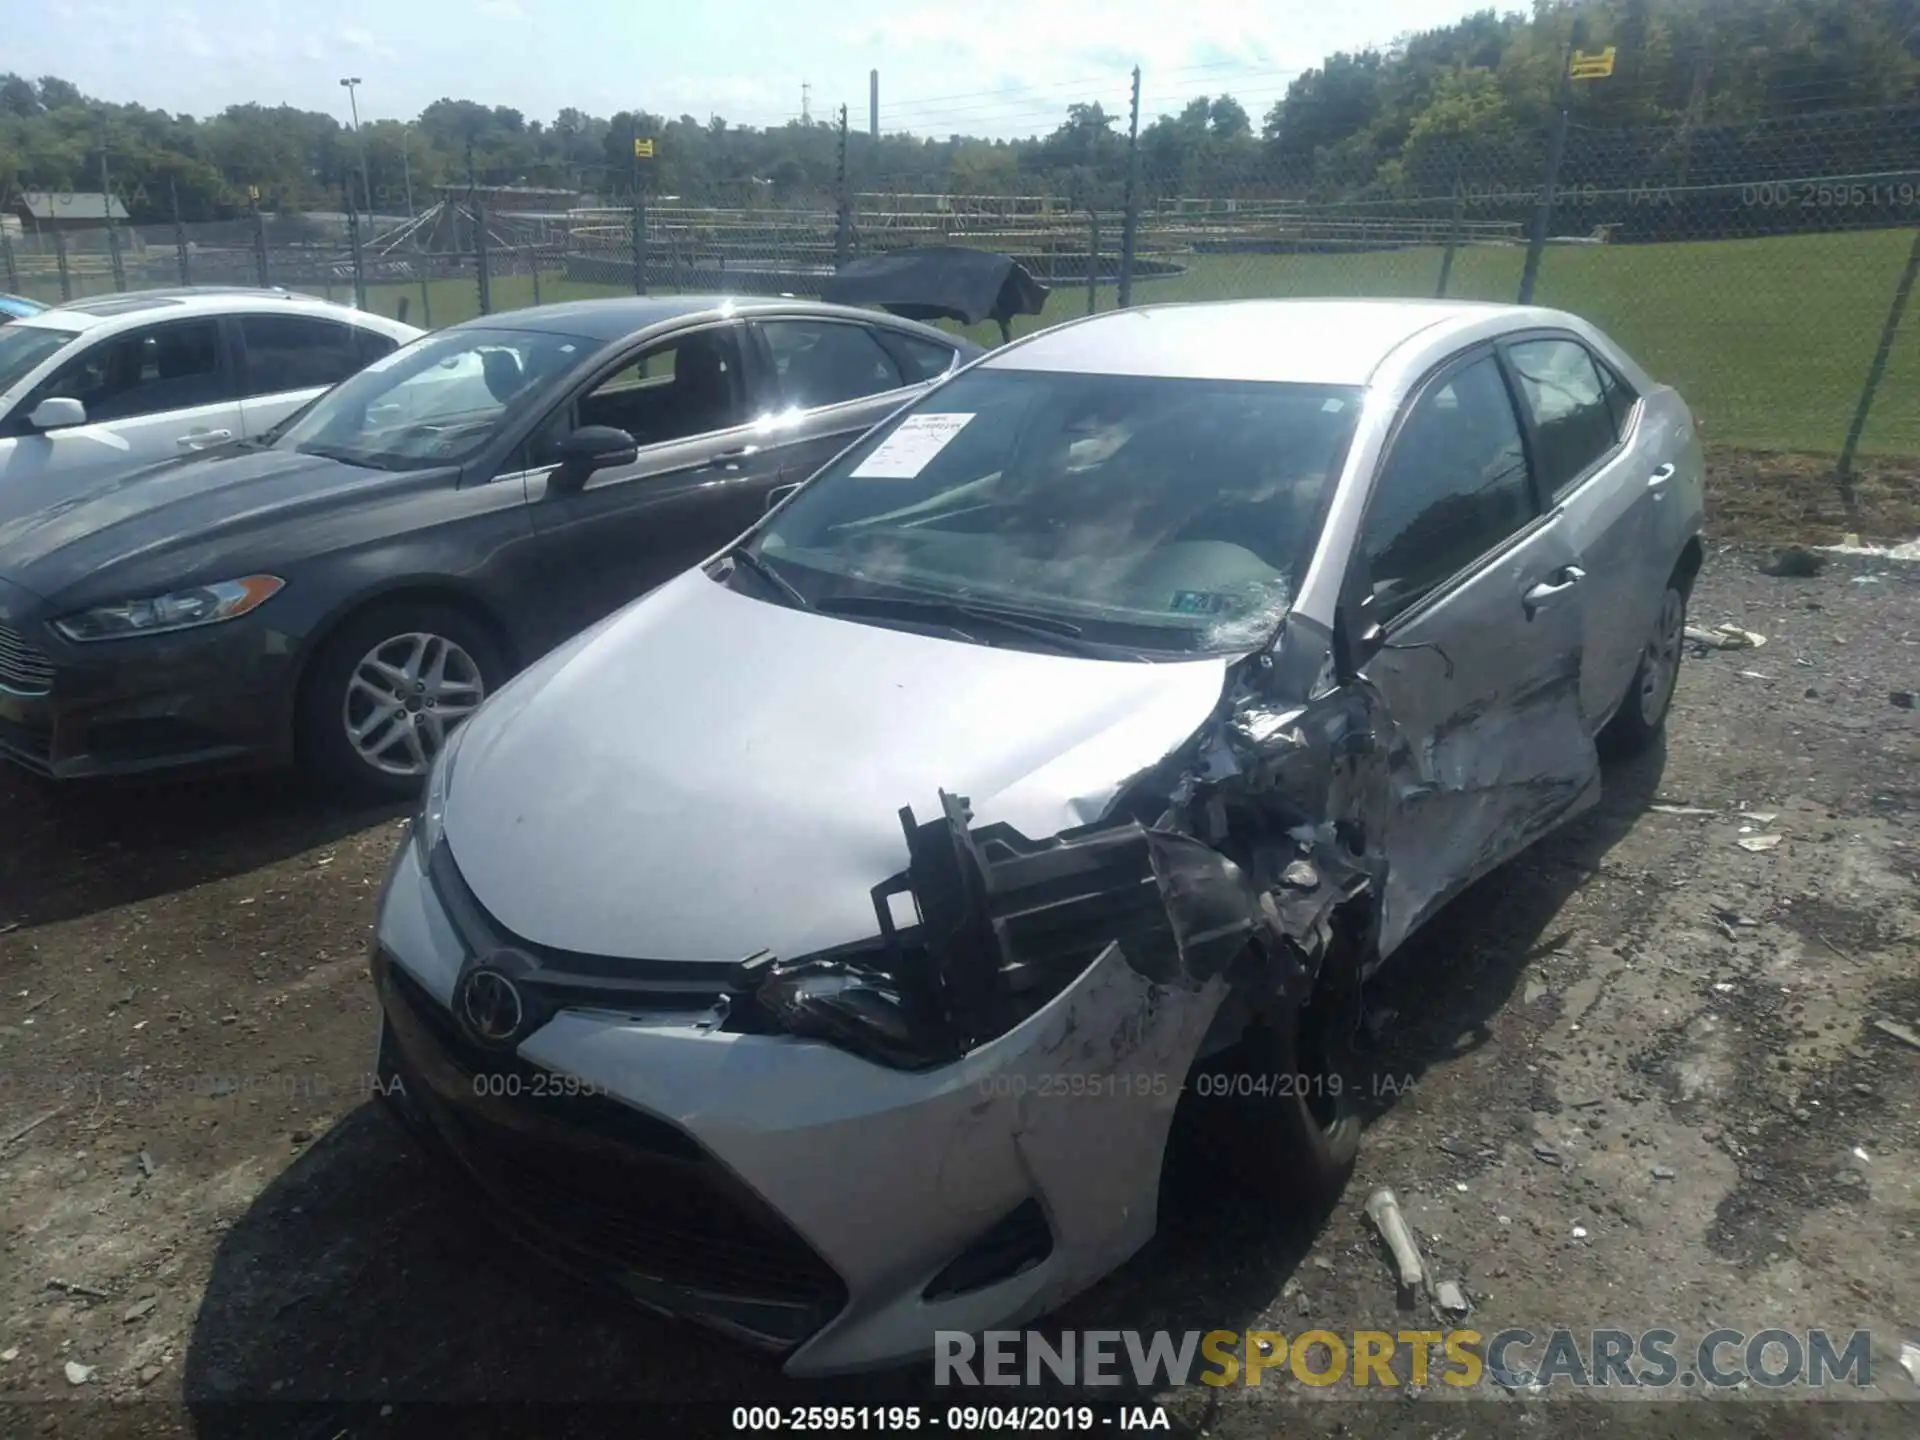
<box><xmin>971</xmin><ymin>1071</ymin><xmax>1412</xmax><ymax>1100</ymax></box>
<box><xmin>730</xmin><ymin>1405</ymin><xmax>1170</xmax><ymax>1431</ymax></box>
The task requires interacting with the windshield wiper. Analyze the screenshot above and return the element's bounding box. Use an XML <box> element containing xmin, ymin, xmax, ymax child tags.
<box><xmin>725</xmin><ymin>547</ymin><xmax>812</xmax><ymax>610</ymax></box>
<box><xmin>814</xmin><ymin>592</ymin><xmax>1106</xmax><ymax>656</ymax></box>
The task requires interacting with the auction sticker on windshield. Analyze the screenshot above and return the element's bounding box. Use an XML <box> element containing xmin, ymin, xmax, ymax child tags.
<box><xmin>851</xmin><ymin>413</ymin><xmax>974</xmax><ymax>478</ymax></box>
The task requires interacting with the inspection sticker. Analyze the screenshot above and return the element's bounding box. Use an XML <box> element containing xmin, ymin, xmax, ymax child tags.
<box><xmin>851</xmin><ymin>413</ymin><xmax>975</xmax><ymax>477</ymax></box>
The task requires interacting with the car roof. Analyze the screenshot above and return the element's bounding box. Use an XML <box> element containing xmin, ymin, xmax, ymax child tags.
<box><xmin>983</xmin><ymin>298</ymin><xmax>1582</xmax><ymax>387</ymax></box>
<box><xmin>22</xmin><ymin>287</ymin><xmax>409</xmax><ymax>335</ymax></box>
<box><xmin>446</xmin><ymin>294</ymin><xmax>974</xmax><ymax>346</ymax></box>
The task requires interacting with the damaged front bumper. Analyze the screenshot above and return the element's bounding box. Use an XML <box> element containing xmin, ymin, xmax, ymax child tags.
<box><xmin>374</xmin><ymin>834</ymin><xmax>1235</xmax><ymax>1375</ymax></box>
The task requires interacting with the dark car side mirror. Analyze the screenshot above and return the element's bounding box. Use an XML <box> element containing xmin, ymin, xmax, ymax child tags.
<box><xmin>764</xmin><ymin>481</ymin><xmax>799</xmax><ymax>513</ymax></box>
<box><xmin>549</xmin><ymin>426</ymin><xmax>637</xmax><ymax>494</ymax></box>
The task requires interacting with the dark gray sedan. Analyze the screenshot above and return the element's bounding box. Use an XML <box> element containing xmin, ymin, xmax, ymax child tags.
<box><xmin>0</xmin><ymin>296</ymin><xmax>980</xmax><ymax>792</ymax></box>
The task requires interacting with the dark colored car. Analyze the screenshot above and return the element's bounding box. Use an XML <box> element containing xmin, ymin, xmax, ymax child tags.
<box><xmin>0</xmin><ymin>296</ymin><xmax>981</xmax><ymax>793</ymax></box>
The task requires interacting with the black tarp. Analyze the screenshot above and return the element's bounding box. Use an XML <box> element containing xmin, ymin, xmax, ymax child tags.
<box><xmin>822</xmin><ymin>246</ymin><xmax>1048</xmax><ymax>343</ymax></box>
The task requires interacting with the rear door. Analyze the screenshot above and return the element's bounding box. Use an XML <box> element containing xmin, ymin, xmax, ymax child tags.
<box><xmin>235</xmin><ymin>313</ymin><xmax>403</xmax><ymax>437</ymax></box>
<box><xmin>1500</xmin><ymin>333</ymin><xmax>1661</xmax><ymax>730</ymax></box>
<box><xmin>522</xmin><ymin>321</ymin><xmax>784</xmax><ymax>635</ymax></box>
<box><xmin>0</xmin><ymin>316</ymin><xmax>242</xmax><ymax>483</ymax></box>
<box><xmin>748</xmin><ymin>317</ymin><xmax>958</xmax><ymax>482</ymax></box>
<box><xmin>1353</xmin><ymin>347</ymin><xmax>1600</xmax><ymax>959</ymax></box>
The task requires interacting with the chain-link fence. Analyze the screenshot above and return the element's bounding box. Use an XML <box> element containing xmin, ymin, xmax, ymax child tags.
<box><xmin>6</xmin><ymin>87</ymin><xmax>1916</xmax><ymax>523</ymax></box>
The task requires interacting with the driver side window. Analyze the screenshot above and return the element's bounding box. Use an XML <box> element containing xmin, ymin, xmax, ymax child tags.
<box><xmin>1359</xmin><ymin>354</ymin><xmax>1537</xmax><ymax>625</ymax></box>
<box><xmin>528</xmin><ymin>327</ymin><xmax>746</xmax><ymax>468</ymax></box>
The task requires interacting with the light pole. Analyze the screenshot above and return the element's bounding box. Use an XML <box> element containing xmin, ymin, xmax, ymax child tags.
<box><xmin>339</xmin><ymin>76</ymin><xmax>373</xmax><ymax>237</ymax></box>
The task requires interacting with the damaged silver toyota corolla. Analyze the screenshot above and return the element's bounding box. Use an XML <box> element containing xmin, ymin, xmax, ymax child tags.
<box><xmin>368</xmin><ymin>298</ymin><xmax>1704</xmax><ymax>1374</ymax></box>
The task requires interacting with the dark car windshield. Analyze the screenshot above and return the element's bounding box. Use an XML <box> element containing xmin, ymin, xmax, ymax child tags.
<box><xmin>748</xmin><ymin>368</ymin><xmax>1363</xmax><ymax>655</ymax></box>
<box><xmin>268</xmin><ymin>325</ymin><xmax>589</xmax><ymax>469</ymax></box>
<box><xmin>0</xmin><ymin>322</ymin><xmax>79</xmax><ymax>397</ymax></box>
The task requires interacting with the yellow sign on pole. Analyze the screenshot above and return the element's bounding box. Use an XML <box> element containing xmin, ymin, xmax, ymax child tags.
<box><xmin>1569</xmin><ymin>47</ymin><xmax>1616</xmax><ymax>80</ymax></box>
<box><xmin>633</xmin><ymin>137</ymin><xmax>655</xmax><ymax>158</ymax></box>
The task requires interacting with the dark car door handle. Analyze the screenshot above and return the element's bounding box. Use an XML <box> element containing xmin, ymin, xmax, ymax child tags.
<box><xmin>1647</xmin><ymin>462</ymin><xmax>1676</xmax><ymax>489</ymax></box>
<box><xmin>1522</xmin><ymin>565</ymin><xmax>1586</xmax><ymax>618</ymax></box>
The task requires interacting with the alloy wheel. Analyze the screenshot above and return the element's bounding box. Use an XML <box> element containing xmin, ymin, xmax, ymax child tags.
<box><xmin>341</xmin><ymin>631</ymin><xmax>486</xmax><ymax>777</ymax></box>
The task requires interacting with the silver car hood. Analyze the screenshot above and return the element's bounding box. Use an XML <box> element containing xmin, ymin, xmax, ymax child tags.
<box><xmin>443</xmin><ymin>568</ymin><xmax>1234</xmax><ymax>962</ymax></box>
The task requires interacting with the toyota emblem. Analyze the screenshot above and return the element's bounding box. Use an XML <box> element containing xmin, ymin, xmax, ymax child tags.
<box><xmin>457</xmin><ymin>968</ymin><xmax>525</xmax><ymax>1047</ymax></box>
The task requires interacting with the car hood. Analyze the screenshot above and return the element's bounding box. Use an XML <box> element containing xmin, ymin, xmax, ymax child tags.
<box><xmin>443</xmin><ymin>568</ymin><xmax>1235</xmax><ymax>963</ymax></box>
<box><xmin>0</xmin><ymin>446</ymin><xmax>439</xmax><ymax>602</ymax></box>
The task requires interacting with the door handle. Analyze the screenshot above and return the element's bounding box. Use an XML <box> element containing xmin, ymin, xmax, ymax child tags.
<box><xmin>176</xmin><ymin>429</ymin><xmax>233</xmax><ymax>449</ymax></box>
<box><xmin>1522</xmin><ymin>565</ymin><xmax>1586</xmax><ymax>618</ymax></box>
<box><xmin>1647</xmin><ymin>462</ymin><xmax>1676</xmax><ymax>489</ymax></box>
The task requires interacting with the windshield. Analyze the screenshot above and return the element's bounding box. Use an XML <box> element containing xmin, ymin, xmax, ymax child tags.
<box><xmin>269</xmin><ymin>325</ymin><xmax>589</xmax><ymax>469</ymax></box>
<box><xmin>749</xmin><ymin>368</ymin><xmax>1362</xmax><ymax>655</ymax></box>
<box><xmin>0</xmin><ymin>323</ymin><xmax>79</xmax><ymax>399</ymax></box>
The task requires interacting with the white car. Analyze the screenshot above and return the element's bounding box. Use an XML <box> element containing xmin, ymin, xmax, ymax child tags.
<box><xmin>0</xmin><ymin>288</ymin><xmax>420</xmax><ymax>491</ymax></box>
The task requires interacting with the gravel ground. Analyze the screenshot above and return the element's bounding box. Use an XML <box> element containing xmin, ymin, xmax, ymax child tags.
<box><xmin>1</xmin><ymin>544</ymin><xmax>1917</xmax><ymax>1438</ymax></box>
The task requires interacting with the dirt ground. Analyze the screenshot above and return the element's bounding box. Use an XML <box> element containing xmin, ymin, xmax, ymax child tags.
<box><xmin>1705</xmin><ymin>447</ymin><xmax>1920</xmax><ymax>549</ymax></box>
<box><xmin>2</xmin><ymin>543</ymin><xmax>1918</xmax><ymax>1439</ymax></box>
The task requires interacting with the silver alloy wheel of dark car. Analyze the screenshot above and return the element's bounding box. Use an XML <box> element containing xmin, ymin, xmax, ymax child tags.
<box><xmin>1638</xmin><ymin>586</ymin><xmax>1686</xmax><ymax>728</ymax></box>
<box><xmin>342</xmin><ymin>631</ymin><xmax>487</xmax><ymax>778</ymax></box>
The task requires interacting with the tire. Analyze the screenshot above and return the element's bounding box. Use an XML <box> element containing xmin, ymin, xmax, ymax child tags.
<box><xmin>1601</xmin><ymin>579</ymin><xmax>1687</xmax><ymax>755</ymax></box>
<box><xmin>1173</xmin><ymin>958</ymin><xmax>1364</xmax><ymax>1212</ymax></box>
<box><xmin>297</xmin><ymin>601</ymin><xmax>507</xmax><ymax>799</ymax></box>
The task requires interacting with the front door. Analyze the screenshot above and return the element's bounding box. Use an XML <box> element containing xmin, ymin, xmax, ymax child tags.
<box><xmin>0</xmin><ymin>316</ymin><xmax>242</xmax><ymax>488</ymax></box>
<box><xmin>524</xmin><ymin>322</ymin><xmax>784</xmax><ymax>635</ymax></box>
<box><xmin>1352</xmin><ymin>348</ymin><xmax>1600</xmax><ymax>959</ymax></box>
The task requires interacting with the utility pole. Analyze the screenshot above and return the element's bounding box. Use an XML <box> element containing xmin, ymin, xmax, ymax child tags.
<box><xmin>1518</xmin><ymin>24</ymin><xmax>1584</xmax><ymax>305</ymax></box>
<box><xmin>100</xmin><ymin>148</ymin><xmax>126</xmax><ymax>291</ymax></box>
<box><xmin>835</xmin><ymin>105</ymin><xmax>852</xmax><ymax>267</ymax></box>
<box><xmin>340</xmin><ymin>77</ymin><xmax>373</xmax><ymax>240</ymax></box>
<box><xmin>869</xmin><ymin>70</ymin><xmax>879</xmax><ymax>141</ymax></box>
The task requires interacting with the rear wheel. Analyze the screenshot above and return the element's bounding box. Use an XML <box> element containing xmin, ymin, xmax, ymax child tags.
<box><xmin>297</xmin><ymin>602</ymin><xmax>505</xmax><ymax>798</ymax></box>
<box><xmin>1601</xmin><ymin>580</ymin><xmax>1686</xmax><ymax>754</ymax></box>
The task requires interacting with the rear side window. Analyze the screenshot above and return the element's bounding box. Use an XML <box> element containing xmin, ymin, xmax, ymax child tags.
<box><xmin>240</xmin><ymin>315</ymin><xmax>363</xmax><ymax>397</ymax></box>
<box><xmin>1361</xmin><ymin>354</ymin><xmax>1535</xmax><ymax>624</ymax></box>
<box><xmin>1505</xmin><ymin>337</ymin><xmax>1620</xmax><ymax>499</ymax></box>
<box><xmin>1597</xmin><ymin>356</ymin><xmax>1637</xmax><ymax>435</ymax></box>
<box><xmin>759</xmin><ymin>319</ymin><xmax>905</xmax><ymax>409</ymax></box>
<box><xmin>874</xmin><ymin>329</ymin><xmax>958</xmax><ymax>384</ymax></box>
<box><xmin>353</xmin><ymin>327</ymin><xmax>401</xmax><ymax>367</ymax></box>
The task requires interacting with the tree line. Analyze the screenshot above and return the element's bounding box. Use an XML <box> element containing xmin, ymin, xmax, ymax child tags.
<box><xmin>1</xmin><ymin>0</ymin><xmax>1915</xmax><ymax>228</ymax></box>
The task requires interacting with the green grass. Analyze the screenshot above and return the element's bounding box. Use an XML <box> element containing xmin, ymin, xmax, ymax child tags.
<box><xmin>30</xmin><ymin>227</ymin><xmax>1911</xmax><ymax>457</ymax></box>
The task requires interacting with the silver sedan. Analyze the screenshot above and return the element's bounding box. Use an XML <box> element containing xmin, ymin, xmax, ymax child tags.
<box><xmin>368</xmin><ymin>298</ymin><xmax>1705</xmax><ymax>1374</ymax></box>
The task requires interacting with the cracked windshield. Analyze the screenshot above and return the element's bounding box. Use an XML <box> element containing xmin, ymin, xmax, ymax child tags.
<box><xmin>754</xmin><ymin>369</ymin><xmax>1362</xmax><ymax>653</ymax></box>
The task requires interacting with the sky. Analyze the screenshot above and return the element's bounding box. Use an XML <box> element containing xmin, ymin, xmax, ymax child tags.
<box><xmin>9</xmin><ymin>0</ymin><xmax>1506</xmax><ymax>138</ymax></box>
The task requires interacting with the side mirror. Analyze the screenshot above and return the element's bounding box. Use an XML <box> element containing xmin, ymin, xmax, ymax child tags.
<box><xmin>764</xmin><ymin>481</ymin><xmax>799</xmax><ymax>512</ymax></box>
<box><xmin>28</xmin><ymin>396</ymin><xmax>87</xmax><ymax>432</ymax></box>
<box><xmin>549</xmin><ymin>425</ymin><xmax>637</xmax><ymax>493</ymax></box>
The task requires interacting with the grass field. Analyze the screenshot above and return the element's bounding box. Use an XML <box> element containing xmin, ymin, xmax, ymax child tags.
<box><xmin>25</xmin><ymin>226</ymin><xmax>1920</xmax><ymax>457</ymax></box>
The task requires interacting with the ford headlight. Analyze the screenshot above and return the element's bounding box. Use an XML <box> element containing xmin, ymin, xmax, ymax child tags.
<box><xmin>52</xmin><ymin>575</ymin><xmax>285</xmax><ymax>642</ymax></box>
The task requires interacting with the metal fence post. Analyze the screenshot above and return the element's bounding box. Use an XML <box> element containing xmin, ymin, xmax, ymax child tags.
<box><xmin>474</xmin><ymin>194</ymin><xmax>492</xmax><ymax>315</ymax></box>
<box><xmin>835</xmin><ymin>106</ymin><xmax>852</xmax><ymax>268</ymax></box>
<box><xmin>54</xmin><ymin>228</ymin><xmax>71</xmax><ymax>301</ymax></box>
<box><xmin>1519</xmin><ymin>45</ymin><xmax>1575</xmax><ymax>305</ymax></box>
<box><xmin>1436</xmin><ymin>157</ymin><xmax>1465</xmax><ymax>298</ymax></box>
<box><xmin>251</xmin><ymin>204</ymin><xmax>269</xmax><ymax>287</ymax></box>
<box><xmin>0</xmin><ymin>229</ymin><xmax>17</xmax><ymax>295</ymax></box>
<box><xmin>530</xmin><ymin>247</ymin><xmax>542</xmax><ymax>306</ymax></box>
<box><xmin>641</xmin><ymin>190</ymin><xmax>656</xmax><ymax>297</ymax></box>
<box><xmin>419</xmin><ymin>270</ymin><xmax>432</xmax><ymax>327</ymax></box>
<box><xmin>347</xmin><ymin>178</ymin><xmax>368</xmax><ymax>310</ymax></box>
<box><xmin>170</xmin><ymin>178</ymin><xmax>190</xmax><ymax>284</ymax></box>
<box><xmin>1834</xmin><ymin>226</ymin><xmax>1920</xmax><ymax>499</ymax></box>
<box><xmin>1087</xmin><ymin>211</ymin><xmax>1100</xmax><ymax>315</ymax></box>
<box><xmin>101</xmin><ymin>153</ymin><xmax>126</xmax><ymax>292</ymax></box>
<box><xmin>1118</xmin><ymin>65</ymin><xmax>1142</xmax><ymax>308</ymax></box>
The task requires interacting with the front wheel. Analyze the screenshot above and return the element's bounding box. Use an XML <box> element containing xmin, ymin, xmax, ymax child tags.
<box><xmin>1601</xmin><ymin>581</ymin><xmax>1686</xmax><ymax>754</ymax></box>
<box><xmin>297</xmin><ymin>602</ymin><xmax>505</xmax><ymax>798</ymax></box>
